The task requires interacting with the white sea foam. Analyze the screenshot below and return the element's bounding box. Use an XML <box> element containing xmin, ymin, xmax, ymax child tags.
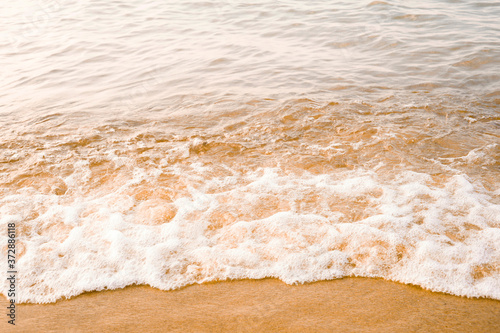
<box><xmin>1</xmin><ymin>161</ymin><xmax>499</xmax><ymax>303</ymax></box>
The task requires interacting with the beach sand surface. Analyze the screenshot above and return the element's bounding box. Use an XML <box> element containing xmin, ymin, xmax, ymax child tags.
<box><xmin>1</xmin><ymin>278</ymin><xmax>500</xmax><ymax>332</ymax></box>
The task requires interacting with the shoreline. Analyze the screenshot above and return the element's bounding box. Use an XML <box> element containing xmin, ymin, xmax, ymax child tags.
<box><xmin>2</xmin><ymin>278</ymin><xmax>500</xmax><ymax>332</ymax></box>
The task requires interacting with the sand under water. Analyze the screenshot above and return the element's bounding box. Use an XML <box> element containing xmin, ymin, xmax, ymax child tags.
<box><xmin>1</xmin><ymin>93</ymin><xmax>499</xmax><ymax>304</ymax></box>
<box><xmin>1</xmin><ymin>278</ymin><xmax>500</xmax><ymax>332</ymax></box>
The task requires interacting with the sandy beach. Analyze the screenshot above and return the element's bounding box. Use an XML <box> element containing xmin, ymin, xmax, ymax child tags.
<box><xmin>2</xmin><ymin>278</ymin><xmax>500</xmax><ymax>332</ymax></box>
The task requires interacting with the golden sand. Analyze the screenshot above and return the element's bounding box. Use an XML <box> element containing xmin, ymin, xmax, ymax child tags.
<box><xmin>2</xmin><ymin>278</ymin><xmax>499</xmax><ymax>332</ymax></box>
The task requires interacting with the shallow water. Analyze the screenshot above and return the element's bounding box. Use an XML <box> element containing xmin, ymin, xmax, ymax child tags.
<box><xmin>1</xmin><ymin>0</ymin><xmax>499</xmax><ymax>303</ymax></box>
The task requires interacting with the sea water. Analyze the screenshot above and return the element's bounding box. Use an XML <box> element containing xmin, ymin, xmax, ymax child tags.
<box><xmin>0</xmin><ymin>0</ymin><xmax>499</xmax><ymax>303</ymax></box>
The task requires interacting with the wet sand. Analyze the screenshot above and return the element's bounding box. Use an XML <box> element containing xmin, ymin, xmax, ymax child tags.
<box><xmin>1</xmin><ymin>278</ymin><xmax>500</xmax><ymax>332</ymax></box>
